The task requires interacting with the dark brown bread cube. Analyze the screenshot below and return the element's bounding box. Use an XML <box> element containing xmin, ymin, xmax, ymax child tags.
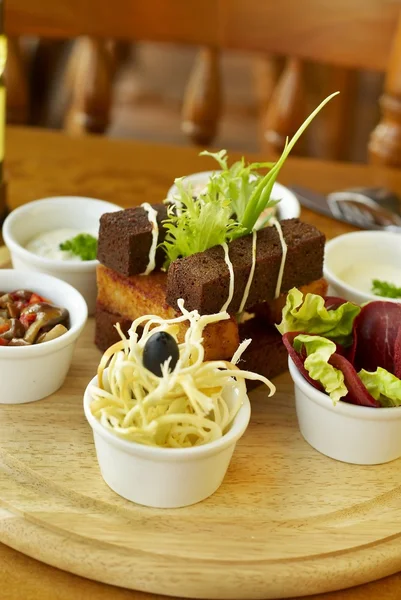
<box><xmin>238</xmin><ymin>318</ymin><xmax>288</xmax><ymax>390</ymax></box>
<box><xmin>95</xmin><ymin>302</ymin><xmax>132</xmax><ymax>351</ymax></box>
<box><xmin>97</xmin><ymin>204</ymin><xmax>168</xmax><ymax>276</ymax></box>
<box><xmin>166</xmin><ymin>219</ymin><xmax>325</xmax><ymax>315</ymax></box>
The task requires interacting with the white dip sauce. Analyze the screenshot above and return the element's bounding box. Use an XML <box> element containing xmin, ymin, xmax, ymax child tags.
<box><xmin>25</xmin><ymin>228</ymin><xmax>96</xmax><ymax>261</ymax></box>
<box><xmin>339</xmin><ymin>263</ymin><xmax>401</xmax><ymax>295</ymax></box>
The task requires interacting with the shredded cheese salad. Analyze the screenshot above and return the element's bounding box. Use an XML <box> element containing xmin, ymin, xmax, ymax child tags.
<box><xmin>90</xmin><ymin>300</ymin><xmax>276</xmax><ymax>449</ymax></box>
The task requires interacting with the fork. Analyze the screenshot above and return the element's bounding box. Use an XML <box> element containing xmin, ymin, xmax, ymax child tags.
<box><xmin>327</xmin><ymin>191</ymin><xmax>401</xmax><ymax>232</ymax></box>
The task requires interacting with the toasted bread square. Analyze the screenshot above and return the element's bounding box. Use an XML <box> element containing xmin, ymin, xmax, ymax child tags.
<box><xmin>96</xmin><ymin>265</ymin><xmax>240</xmax><ymax>360</ymax></box>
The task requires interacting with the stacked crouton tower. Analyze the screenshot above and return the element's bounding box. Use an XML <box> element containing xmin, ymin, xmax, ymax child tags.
<box><xmin>95</xmin><ymin>204</ymin><xmax>327</xmax><ymax>383</ymax></box>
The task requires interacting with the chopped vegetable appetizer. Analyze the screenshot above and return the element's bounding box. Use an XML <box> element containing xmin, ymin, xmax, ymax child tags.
<box><xmin>280</xmin><ymin>288</ymin><xmax>401</xmax><ymax>408</ymax></box>
<box><xmin>371</xmin><ymin>279</ymin><xmax>401</xmax><ymax>299</ymax></box>
<box><xmin>59</xmin><ymin>233</ymin><xmax>98</xmax><ymax>261</ymax></box>
<box><xmin>0</xmin><ymin>290</ymin><xmax>69</xmax><ymax>346</ymax></box>
<box><xmin>90</xmin><ymin>299</ymin><xmax>275</xmax><ymax>448</ymax></box>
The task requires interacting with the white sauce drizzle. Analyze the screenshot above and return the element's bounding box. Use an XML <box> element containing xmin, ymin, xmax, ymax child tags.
<box><xmin>220</xmin><ymin>242</ymin><xmax>235</xmax><ymax>312</ymax></box>
<box><xmin>141</xmin><ymin>202</ymin><xmax>159</xmax><ymax>276</ymax></box>
<box><xmin>238</xmin><ymin>230</ymin><xmax>257</xmax><ymax>314</ymax></box>
<box><xmin>220</xmin><ymin>218</ymin><xmax>287</xmax><ymax>314</ymax></box>
<box><xmin>270</xmin><ymin>217</ymin><xmax>288</xmax><ymax>299</ymax></box>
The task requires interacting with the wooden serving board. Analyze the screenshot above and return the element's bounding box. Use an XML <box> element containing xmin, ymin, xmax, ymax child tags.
<box><xmin>0</xmin><ymin>245</ymin><xmax>10</xmax><ymax>268</ymax></box>
<box><xmin>1</xmin><ymin>251</ymin><xmax>401</xmax><ymax>599</ymax></box>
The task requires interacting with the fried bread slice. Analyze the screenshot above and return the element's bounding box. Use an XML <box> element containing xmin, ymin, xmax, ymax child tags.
<box><xmin>96</xmin><ymin>265</ymin><xmax>240</xmax><ymax>360</ymax></box>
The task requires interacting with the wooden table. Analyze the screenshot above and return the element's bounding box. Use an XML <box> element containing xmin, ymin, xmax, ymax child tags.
<box><xmin>2</xmin><ymin>125</ymin><xmax>401</xmax><ymax>600</ymax></box>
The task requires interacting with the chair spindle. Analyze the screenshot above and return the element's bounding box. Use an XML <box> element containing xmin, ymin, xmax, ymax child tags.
<box><xmin>181</xmin><ymin>47</ymin><xmax>221</xmax><ymax>146</ymax></box>
<box><xmin>369</xmin><ymin>13</ymin><xmax>401</xmax><ymax>167</ymax></box>
<box><xmin>5</xmin><ymin>37</ymin><xmax>29</xmax><ymax>125</ymax></box>
<box><xmin>261</xmin><ymin>57</ymin><xmax>305</xmax><ymax>157</ymax></box>
<box><xmin>64</xmin><ymin>37</ymin><xmax>112</xmax><ymax>135</ymax></box>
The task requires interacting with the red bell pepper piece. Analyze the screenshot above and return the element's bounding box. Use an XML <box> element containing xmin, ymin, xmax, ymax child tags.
<box><xmin>29</xmin><ymin>293</ymin><xmax>46</xmax><ymax>305</ymax></box>
<box><xmin>20</xmin><ymin>313</ymin><xmax>36</xmax><ymax>329</ymax></box>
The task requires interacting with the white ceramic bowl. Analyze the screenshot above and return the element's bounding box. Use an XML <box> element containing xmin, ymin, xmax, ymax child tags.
<box><xmin>324</xmin><ymin>230</ymin><xmax>401</xmax><ymax>304</ymax></box>
<box><xmin>84</xmin><ymin>376</ymin><xmax>251</xmax><ymax>508</ymax></box>
<box><xmin>0</xmin><ymin>270</ymin><xmax>87</xmax><ymax>404</ymax></box>
<box><xmin>166</xmin><ymin>170</ymin><xmax>300</xmax><ymax>220</ymax></box>
<box><xmin>2</xmin><ymin>196</ymin><xmax>121</xmax><ymax>315</ymax></box>
<box><xmin>289</xmin><ymin>357</ymin><xmax>401</xmax><ymax>464</ymax></box>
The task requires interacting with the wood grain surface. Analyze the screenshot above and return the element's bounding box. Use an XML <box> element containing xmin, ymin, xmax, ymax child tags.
<box><xmin>3</xmin><ymin>126</ymin><xmax>401</xmax><ymax>599</ymax></box>
<box><xmin>5</xmin><ymin>0</ymin><xmax>401</xmax><ymax>70</ymax></box>
<box><xmin>222</xmin><ymin>0</ymin><xmax>401</xmax><ymax>71</ymax></box>
<box><xmin>6</xmin><ymin>125</ymin><xmax>401</xmax><ymax>239</ymax></box>
<box><xmin>0</xmin><ymin>318</ymin><xmax>401</xmax><ymax>599</ymax></box>
<box><xmin>0</xmin><ymin>245</ymin><xmax>9</xmax><ymax>267</ymax></box>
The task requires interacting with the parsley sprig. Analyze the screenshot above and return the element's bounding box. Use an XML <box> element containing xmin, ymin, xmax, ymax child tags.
<box><xmin>372</xmin><ymin>279</ymin><xmax>401</xmax><ymax>299</ymax></box>
<box><xmin>59</xmin><ymin>233</ymin><xmax>98</xmax><ymax>261</ymax></box>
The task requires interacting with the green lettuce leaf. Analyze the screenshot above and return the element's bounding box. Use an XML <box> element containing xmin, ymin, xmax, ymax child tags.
<box><xmin>358</xmin><ymin>368</ymin><xmax>401</xmax><ymax>407</ymax></box>
<box><xmin>199</xmin><ymin>149</ymin><xmax>276</xmax><ymax>223</ymax></box>
<box><xmin>162</xmin><ymin>177</ymin><xmax>245</xmax><ymax>267</ymax></box>
<box><xmin>293</xmin><ymin>334</ymin><xmax>348</xmax><ymax>404</ymax></box>
<box><xmin>277</xmin><ymin>288</ymin><xmax>361</xmax><ymax>346</ymax></box>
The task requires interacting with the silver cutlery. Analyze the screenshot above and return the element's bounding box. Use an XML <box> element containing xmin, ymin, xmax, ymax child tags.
<box><xmin>290</xmin><ymin>185</ymin><xmax>401</xmax><ymax>233</ymax></box>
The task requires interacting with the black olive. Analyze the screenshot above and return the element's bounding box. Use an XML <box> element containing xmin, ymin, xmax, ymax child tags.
<box><xmin>143</xmin><ymin>331</ymin><xmax>179</xmax><ymax>377</ymax></box>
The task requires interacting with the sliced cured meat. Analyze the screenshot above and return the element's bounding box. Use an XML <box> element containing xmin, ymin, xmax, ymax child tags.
<box><xmin>324</xmin><ymin>296</ymin><xmax>349</xmax><ymax>310</ymax></box>
<box><xmin>352</xmin><ymin>301</ymin><xmax>401</xmax><ymax>374</ymax></box>
<box><xmin>328</xmin><ymin>353</ymin><xmax>380</xmax><ymax>408</ymax></box>
<box><xmin>283</xmin><ymin>332</ymin><xmax>324</xmax><ymax>391</ymax></box>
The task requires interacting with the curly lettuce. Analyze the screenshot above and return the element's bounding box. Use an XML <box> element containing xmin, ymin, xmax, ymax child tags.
<box><xmin>199</xmin><ymin>149</ymin><xmax>277</xmax><ymax>223</ymax></box>
<box><xmin>293</xmin><ymin>334</ymin><xmax>348</xmax><ymax>404</ymax></box>
<box><xmin>163</xmin><ymin>92</ymin><xmax>339</xmax><ymax>265</ymax></box>
<box><xmin>162</xmin><ymin>177</ymin><xmax>244</xmax><ymax>266</ymax></box>
<box><xmin>358</xmin><ymin>368</ymin><xmax>401</xmax><ymax>407</ymax></box>
<box><xmin>277</xmin><ymin>288</ymin><xmax>361</xmax><ymax>346</ymax></box>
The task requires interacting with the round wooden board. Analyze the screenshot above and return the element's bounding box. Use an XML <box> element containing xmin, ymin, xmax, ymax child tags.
<box><xmin>1</xmin><ymin>319</ymin><xmax>401</xmax><ymax>599</ymax></box>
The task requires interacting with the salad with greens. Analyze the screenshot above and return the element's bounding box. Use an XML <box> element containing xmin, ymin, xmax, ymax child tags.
<box><xmin>278</xmin><ymin>288</ymin><xmax>401</xmax><ymax>408</ymax></box>
<box><xmin>163</xmin><ymin>92</ymin><xmax>339</xmax><ymax>267</ymax></box>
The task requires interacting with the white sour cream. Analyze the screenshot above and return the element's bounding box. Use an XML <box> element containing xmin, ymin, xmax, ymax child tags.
<box><xmin>339</xmin><ymin>263</ymin><xmax>401</xmax><ymax>295</ymax></box>
<box><xmin>25</xmin><ymin>228</ymin><xmax>96</xmax><ymax>261</ymax></box>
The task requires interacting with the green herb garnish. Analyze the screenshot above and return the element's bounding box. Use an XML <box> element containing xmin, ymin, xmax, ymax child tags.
<box><xmin>59</xmin><ymin>233</ymin><xmax>98</xmax><ymax>261</ymax></box>
<box><xmin>163</xmin><ymin>177</ymin><xmax>244</xmax><ymax>265</ymax></box>
<box><xmin>372</xmin><ymin>279</ymin><xmax>401</xmax><ymax>299</ymax></box>
<box><xmin>198</xmin><ymin>149</ymin><xmax>276</xmax><ymax>223</ymax></box>
<box><xmin>163</xmin><ymin>91</ymin><xmax>339</xmax><ymax>267</ymax></box>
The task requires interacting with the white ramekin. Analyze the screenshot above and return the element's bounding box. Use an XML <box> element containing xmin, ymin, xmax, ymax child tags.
<box><xmin>0</xmin><ymin>270</ymin><xmax>87</xmax><ymax>404</ymax></box>
<box><xmin>2</xmin><ymin>196</ymin><xmax>121</xmax><ymax>315</ymax></box>
<box><xmin>289</xmin><ymin>357</ymin><xmax>401</xmax><ymax>465</ymax></box>
<box><xmin>166</xmin><ymin>170</ymin><xmax>300</xmax><ymax>220</ymax></box>
<box><xmin>324</xmin><ymin>230</ymin><xmax>401</xmax><ymax>304</ymax></box>
<box><xmin>84</xmin><ymin>376</ymin><xmax>251</xmax><ymax>508</ymax></box>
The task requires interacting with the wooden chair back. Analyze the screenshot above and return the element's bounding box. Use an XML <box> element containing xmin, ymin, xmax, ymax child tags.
<box><xmin>5</xmin><ymin>0</ymin><xmax>401</xmax><ymax>165</ymax></box>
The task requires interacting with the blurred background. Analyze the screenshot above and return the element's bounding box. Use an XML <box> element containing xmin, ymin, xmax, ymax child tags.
<box><xmin>4</xmin><ymin>0</ymin><xmax>401</xmax><ymax>166</ymax></box>
<box><xmin>5</xmin><ymin>40</ymin><xmax>383</xmax><ymax>162</ymax></box>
